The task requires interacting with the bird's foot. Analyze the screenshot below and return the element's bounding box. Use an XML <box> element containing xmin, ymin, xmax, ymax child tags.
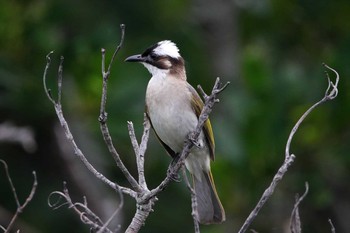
<box><xmin>167</xmin><ymin>154</ymin><xmax>181</xmax><ymax>182</ymax></box>
<box><xmin>167</xmin><ymin>166</ymin><xmax>181</xmax><ymax>182</ymax></box>
<box><xmin>188</xmin><ymin>132</ymin><xmax>202</xmax><ymax>148</ymax></box>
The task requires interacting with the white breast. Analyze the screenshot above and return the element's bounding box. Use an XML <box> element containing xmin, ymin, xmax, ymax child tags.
<box><xmin>146</xmin><ymin>74</ymin><xmax>198</xmax><ymax>153</ymax></box>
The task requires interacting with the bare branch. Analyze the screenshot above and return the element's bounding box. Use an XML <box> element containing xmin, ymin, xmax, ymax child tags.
<box><xmin>43</xmin><ymin>52</ymin><xmax>136</xmax><ymax>198</ymax></box>
<box><xmin>0</xmin><ymin>160</ymin><xmax>37</xmax><ymax>233</ymax></box>
<box><xmin>285</xmin><ymin>64</ymin><xmax>339</xmax><ymax>160</ymax></box>
<box><xmin>328</xmin><ymin>219</ymin><xmax>336</xmax><ymax>233</ymax></box>
<box><xmin>57</xmin><ymin>56</ymin><xmax>64</xmax><ymax>105</ymax></box>
<box><xmin>98</xmin><ymin>24</ymin><xmax>140</xmax><ymax>192</ymax></box>
<box><xmin>238</xmin><ymin>64</ymin><xmax>340</xmax><ymax>233</ymax></box>
<box><xmin>128</xmin><ymin>116</ymin><xmax>150</xmax><ymax>190</ymax></box>
<box><xmin>182</xmin><ymin>168</ymin><xmax>200</xmax><ymax>233</ymax></box>
<box><xmin>238</xmin><ymin>154</ymin><xmax>295</xmax><ymax>233</ymax></box>
<box><xmin>290</xmin><ymin>182</ymin><xmax>309</xmax><ymax>233</ymax></box>
<box><xmin>323</xmin><ymin>63</ymin><xmax>339</xmax><ymax>100</ymax></box>
<box><xmin>137</xmin><ymin>114</ymin><xmax>151</xmax><ymax>190</ymax></box>
<box><xmin>43</xmin><ymin>51</ymin><xmax>55</xmax><ymax>104</ymax></box>
<box><xmin>48</xmin><ymin>182</ymin><xmax>123</xmax><ymax>233</ymax></box>
<box><xmin>1</xmin><ymin>160</ymin><xmax>20</xmax><ymax>208</ymax></box>
<box><xmin>48</xmin><ymin>184</ymin><xmax>108</xmax><ymax>232</ymax></box>
<box><xmin>100</xmin><ymin>24</ymin><xmax>126</xmax><ymax>119</ymax></box>
<box><xmin>127</xmin><ymin>121</ymin><xmax>140</xmax><ymax>159</ymax></box>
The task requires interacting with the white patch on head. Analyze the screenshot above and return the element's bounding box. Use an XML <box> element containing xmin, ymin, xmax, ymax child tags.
<box><xmin>153</xmin><ymin>40</ymin><xmax>181</xmax><ymax>59</ymax></box>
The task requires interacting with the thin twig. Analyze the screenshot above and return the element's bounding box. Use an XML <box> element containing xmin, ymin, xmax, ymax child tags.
<box><xmin>290</xmin><ymin>182</ymin><xmax>309</xmax><ymax>233</ymax></box>
<box><xmin>285</xmin><ymin>64</ymin><xmax>339</xmax><ymax>160</ymax></box>
<box><xmin>57</xmin><ymin>56</ymin><xmax>64</xmax><ymax>105</ymax></box>
<box><xmin>238</xmin><ymin>64</ymin><xmax>339</xmax><ymax>233</ymax></box>
<box><xmin>129</xmin><ymin>115</ymin><xmax>151</xmax><ymax>190</ymax></box>
<box><xmin>127</xmin><ymin>121</ymin><xmax>140</xmax><ymax>159</ymax></box>
<box><xmin>48</xmin><ymin>182</ymin><xmax>114</xmax><ymax>233</ymax></box>
<box><xmin>238</xmin><ymin>154</ymin><xmax>295</xmax><ymax>233</ymax></box>
<box><xmin>328</xmin><ymin>219</ymin><xmax>336</xmax><ymax>233</ymax></box>
<box><xmin>43</xmin><ymin>51</ymin><xmax>56</xmax><ymax>104</ymax></box>
<box><xmin>43</xmin><ymin>52</ymin><xmax>136</xmax><ymax>198</ymax></box>
<box><xmin>1</xmin><ymin>160</ymin><xmax>37</xmax><ymax>233</ymax></box>
<box><xmin>182</xmin><ymin>168</ymin><xmax>200</xmax><ymax>233</ymax></box>
<box><xmin>97</xmin><ymin>182</ymin><xmax>124</xmax><ymax>233</ymax></box>
<box><xmin>137</xmin><ymin>114</ymin><xmax>151</xmax><ymax>190</ymax></box>
<box><xmin>1</xmin><ymin>160</ymin><xmax>20</xmax><ymax>208</ymax></box>
<box><xmin>98</xmin><ymin>24</ymin><xmax>140</xmax><ymax>192</ymax></box>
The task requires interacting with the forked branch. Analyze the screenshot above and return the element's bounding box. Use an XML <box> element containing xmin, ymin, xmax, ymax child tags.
<box><xmin>48</xmin><ymin>182</ymin><xmax>123</xmax><ymax>233</ymax></box>
<box><xmin>43</xmin><ymin>38</ymin><xmax>135</xmax><ymax>198</ymax></box>
<box><xmin>0</xmin><ymin>160</ymin><xmax>37</xmax><ymax>233</ymax></box>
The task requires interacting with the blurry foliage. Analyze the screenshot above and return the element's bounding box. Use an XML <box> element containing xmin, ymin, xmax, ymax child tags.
<box><xmin>0</xmin><ymin>0</ymin><xmax>350</xmax><ymax>232</ymax></box>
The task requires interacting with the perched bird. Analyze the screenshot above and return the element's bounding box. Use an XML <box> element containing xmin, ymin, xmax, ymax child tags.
<box><xmin>125</xmin><ymin>40</ymin><xmax>225</xmax><ymax>224</ymax></box>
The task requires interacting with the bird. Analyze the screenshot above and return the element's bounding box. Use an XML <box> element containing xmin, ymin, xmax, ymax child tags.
<box><xmin>125</xmin><ymin>40</ymin><xmax>225</xmax><ymax>224</ymax></box>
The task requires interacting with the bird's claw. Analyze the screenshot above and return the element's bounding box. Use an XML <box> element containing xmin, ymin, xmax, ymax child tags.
<box><xmin>168</xmin><ymin>155</ymin><xmax>182</xmax><ymax>182</ymax></box>
<box><xmin>188</xmin><ymin>132</ymin><xmax>202</xmax><ymax>148</ymax></box>
<box><xmin>167</xmin><ymin>166</ymin><xmax>181</xmax><ymax>182</ymax></box>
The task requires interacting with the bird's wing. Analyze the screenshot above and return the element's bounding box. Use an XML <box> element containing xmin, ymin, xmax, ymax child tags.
<box><xmin>188</xmin><ymin>84</ymin><xmax>215</xmax><ymax>161</ymax></box>
<box><xmin>145</xmin><ymin>106</ymin><xmax>177</xmax><ymax>158</ymax></box>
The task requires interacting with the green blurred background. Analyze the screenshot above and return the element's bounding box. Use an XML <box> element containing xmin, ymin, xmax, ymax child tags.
<box><xmin>1</xmin><ymin>0</ymin><xmax>349</xmax><ymax>232</ymax></box>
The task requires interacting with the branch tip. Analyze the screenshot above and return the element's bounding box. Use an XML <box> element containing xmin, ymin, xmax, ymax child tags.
<box><xmin>328</xmin><ymin>219</ymin><xmax>336</xmax><ymax>233</ymax></box>
<box><xmin>46</xmin><ymin>50</ymin><xmax>54</xmax><ymax>58</ymax></box>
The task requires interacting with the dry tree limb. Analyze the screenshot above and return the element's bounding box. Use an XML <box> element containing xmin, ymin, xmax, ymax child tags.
<box><xmin>127</xmin><ymin>117</ymin><xmax>150</xmax><ymax>191</ymax></box>
<box><xmin>43</xmin><ymin>36</ymin><xmax>136</xmax><ymax>199</ymax></box>
<box><xmin>43</xmin><ymin>24</ymin><xmax>136</xmax><ymax>232</ymax></box>
<box><xmin>0</xmin><ymin>160</ymin><xmax>37</xmax><ymax>233</ymax></box>
<box><xmin>238</xmin><ymin>64</ymin><xmax>339</xmax><ymax>233</ymax></box>
<box><xmin>48</xmin><ymin>182</ymin><xmax>122</xmax><ymax>233</ymax></box>
<box><xmin>99</xmin><ymin>24</ymin><xmax>141</xmax><ymax>192</ymax></box>
<box><xmin>137</xmin><ymin>114</ymin><xmax>151</xmax><ymax>190</ymax></box>
<box><xmin>182</xmin><ymin>168</ymin><xmax>200</xmax><ymax>233</ymax></box>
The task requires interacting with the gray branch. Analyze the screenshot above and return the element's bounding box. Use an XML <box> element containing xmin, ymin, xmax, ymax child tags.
<box><xmin>48</xmin><ymin>182</ymin><xmax>122</xmax><ymax>233</ymax></box>
<box><xmin>290</xmin><ymin>182</ymin><xmax>309</xmax><ymax>233</ymax></box>
<box><xmin>0</xmin><ymin>160</ymin><xmax>37</xmax><ymax>233</ymax></box>
<box><xmin>98</xmin><ymin>25</ymin><xmax>141</xmax><ymax>192</ymax></box>
<box><xmin>328</xmin><ymin>219</ymin><xmax>336</xmax><ymax>233</ymax></box>
<box><xmin>238</xmin><ymin>64</ymin><xmax>339</xmax><ymax>233</ymax></box>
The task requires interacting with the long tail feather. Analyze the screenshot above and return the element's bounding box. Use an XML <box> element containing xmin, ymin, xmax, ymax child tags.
<box><xmin>192</xmin><ymin>170</ymin><xmax>225</xmax><ymax>224</ymax></box>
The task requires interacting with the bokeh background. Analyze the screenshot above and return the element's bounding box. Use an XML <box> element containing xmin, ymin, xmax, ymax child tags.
<box><xmin>1</xmin><ymin>0</ymin><xmax>350</xmax><ymax>232</ymax></box>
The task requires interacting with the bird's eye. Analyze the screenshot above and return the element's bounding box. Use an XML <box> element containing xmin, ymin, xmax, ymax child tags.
<box><xmin>149</xmin><ymin>53</ymin><xmax>157</xmax><ymax>60</ymax></box>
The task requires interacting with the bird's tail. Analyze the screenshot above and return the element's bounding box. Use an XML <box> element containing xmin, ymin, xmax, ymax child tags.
<box><xmin>192</xmin><ymin>170</ymin><xmax>225</xmax><ymax>224</ymax></box>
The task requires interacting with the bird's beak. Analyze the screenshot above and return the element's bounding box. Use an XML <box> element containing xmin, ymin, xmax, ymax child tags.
<box><xmin>125</xmin><ymin>54</ymin><xmax>144</xmax><ymax>62</ymax></box>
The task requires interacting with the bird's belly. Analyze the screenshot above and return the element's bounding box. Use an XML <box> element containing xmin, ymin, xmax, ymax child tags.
<box><xmin>148</xmin><ymin>100</ymin><xmax>197</xmax><ymax>153</ymax></box>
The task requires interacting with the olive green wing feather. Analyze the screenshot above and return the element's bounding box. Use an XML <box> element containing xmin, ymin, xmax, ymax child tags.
<box><xmin>188</xmin><ymin>85</ymin><xmax>215</xmax><ymax>160</ymax></box>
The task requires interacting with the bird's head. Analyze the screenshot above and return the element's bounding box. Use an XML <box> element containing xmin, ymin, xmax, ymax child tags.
<box><xmin>125</xmin><ymin>40</ymin><xmax>185</xmax><ymax>78</ymax></box>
